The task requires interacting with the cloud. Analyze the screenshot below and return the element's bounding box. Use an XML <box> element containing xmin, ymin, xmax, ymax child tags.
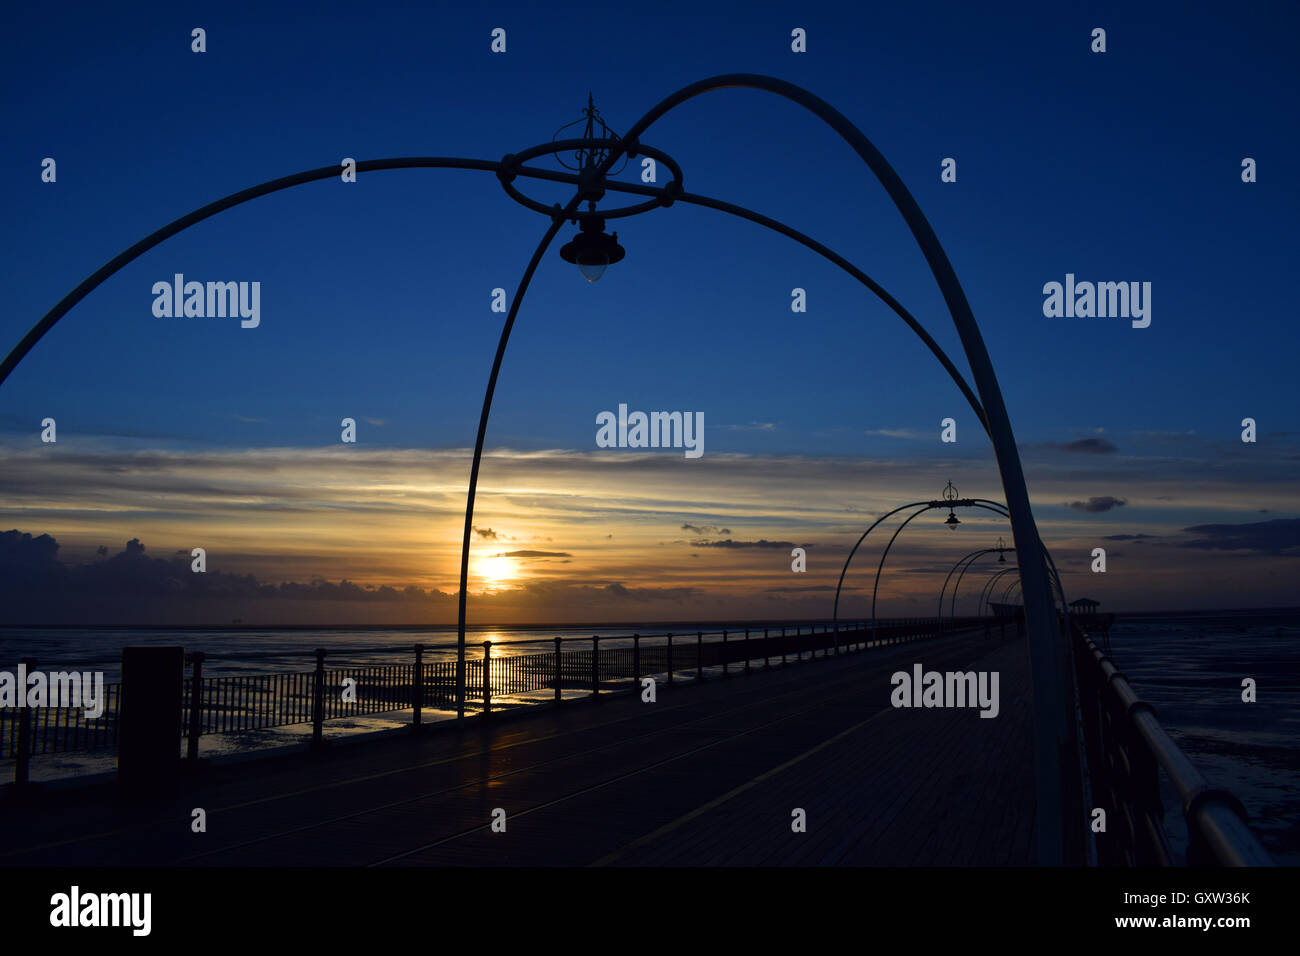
<box><xmin>596</xmin><ymin>583</ymin><xmax>700</xmax><ymax>601</ymax></box>
<box><xmin>724</xmin><ymin>422</ymin><xmax>777</xmax><ymax>431</ymax></box>
<box><xmin>0</xmin><ymin>530</ymin><xmax>457</xmax><ymax>609</ymax></box>
<box><xmin>4</xmin><ymin>436</ymin><xmax>1299</xmax><ymax>621</ymax></box>
<box><xmin>493</xmin><ymin>550</ymin><xmax>571</xmax><ymax>558</ymax></box>
<box><xmin>0</xmin><ymin>529</ymin><xmax>59</xmax><ymax>568</ymax></box>
<box><xmin>865</xmin><ymin>428</ymin><xmax>927</xmax><ymax>440</ymax></box>
<box><xmin>681</xmin><ymin>523</ymin><xmax>731</xmax><ymax>536</ymax></box>
<box><xmin>1055</xmin><ymin>438</ymin><xmax>1118</xmax><ymax>454</ymax></box>
<box><xmin>1065</xmin><ymin>496</ymin><xmax>1127</xmax><ymax>513</ymax></box>
<box><xmin>473</xmin><ymin>526</ymin><xmax>498</xmax><ymax>540</ymax></box>
<box><xmin>1178</xmin><ymin>518</ymin><xmax>1300</xmax><ymax>554</ymax></box>
<box><xmin>689</xmin><ymin>539</ymin><xmax>804</xmax><ymax>549</ymax></box>
<box><xmin>1102</xmin><ymin>533</ymin><xmax>1159</xmax><ymax>541</ymax></box>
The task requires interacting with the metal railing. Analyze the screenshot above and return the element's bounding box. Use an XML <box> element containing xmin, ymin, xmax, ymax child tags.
<box><xmin>2</xmin><ymin>617</ymin><xmax>985</xmax><ymax>778</ymax></box>
<box><xmin>1072</xmin><ymin>623</ymin><xmax>1273</xmax><ymax>866</ymax></box>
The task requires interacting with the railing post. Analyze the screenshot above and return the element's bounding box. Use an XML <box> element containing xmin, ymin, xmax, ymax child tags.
<box><xmin>696</xmin><ymin>631</ymin><xmax>703</xmax><ymax>681</ymax></box>
<box><xmin>14</xmin><ymin>656</ymin><xmax>35</xmax><ymax>788</ymax></box>
<box><xmin>744</xmin><ymin>628</ymin><xmax>751</xmax><ymax>674</ymax></box>
<box><xmin>633</xmin><ymin>633</ymin><xmax>641</xmax><ymax>686</ymax></box>
<box><xmin>186</xmin><ymin>651</ymin><xmax>205</xmax><ymax>763</ymax></box>
<box><xmin>311</xmin><ymin>648</ymin><xmax>326</xmax><ymax>751</ymax></box>
<box><xmin>482</xmin><ymin>641</ymin><xmax>492</xmax><ymax>716</ymax></box>
<box><xmin>412</xmin><ymin>644</ymin><xmax>424</xmax><ymax>731</ymax></box>
<box><xmin>553</xmin><ymin>637</ymin><xmax>562</xmax><ymax>705</ymax></box>
<box><xmin>456</xmin><ymin>656</ymin><xmax>465</xmax><ymax>722</ymax></box>
<box><xmin>722</xmin><ymin>630</ymin><xmax>729</xmax><ymax>678</ymax></box>
<box><xmin>667</xmin><ymin>632</ymin><xmax>674</xmax><ymax>685</ymax></box>
<box><xmin>592</xmin><ymin>635</ymin><xmax>600</xmax><ymax>696</ymax></box>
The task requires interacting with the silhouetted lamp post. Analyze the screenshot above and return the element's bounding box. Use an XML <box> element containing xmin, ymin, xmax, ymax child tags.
<box><xmin>942</xmin><ymin>480</ymin><xmax>962</xmax><ymax>528</ymax></box>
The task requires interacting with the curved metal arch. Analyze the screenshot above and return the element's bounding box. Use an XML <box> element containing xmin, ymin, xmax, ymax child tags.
<box><xmin>530</xmin><ymin>173</ymin><xmax>989</xmax><ymax>428</ymax></box>
<box><xmin>950</xmin><ymin>544</ymin><xmax>1017</xmax><ymax>617</ymax></box>
<box><xmin>977</xmin><ymin>570</ymin><xmax>999</xmax><ymax>615</ymax></box>
<box><xmin>0</xmin><ymin>156</ymin><xmax>989</xmax><ymax>430</ymax></box>
<box><xmin>830</xmin><ymin>499</ymin><xmax>933</xmax><ymax>634</ymax></box>
<box><xmin>999</xmin><ymin>575</ymin><xmax>1024</xmax><ymax>604</ymax></box>
<box><xmin>663</xmin><ymin>189</ymin><xmax>988</xmax><ymax>431</ymax></box>
<box><xmin>869</xmin><ymin>501</ymin><xmax>1014</xmax><ymax>623</ymax></box>
<box><xmin>453</xmin><ymin>215</ymin><xmax>568</xmax><ymax>715</ymax></box>
<box><xmin>0</xmin><ymin>147</ymin><xmax>991</xmax><ymax>710</ymax></box>
<box><xmin>832</xmin><ymin>498</ymin><xmax>1007</xmax><ymax>635</ymax></box>
<box><xmin>611</xmin><ymin>73</ymin><xmax>1073</xmax><ymax>866</ymax></box>
<box><xmin>967</xmin><ymin>495</ymin><xmax>1070</xmax><ymax>618</ymax></box>
<box><xmin>453</xmin><ymin>178</ymin><xmax>994</xmax><ymax>699</ymax></box>
<box><xmin>3</xmin><ymin>72</ymin><xmax>1071</xmax><ymax>861</ymax></box>
<box><xmin>829</xmin><ymin>496</ymin><xmax>1052</xmax><ymax>634</ymax></box>
<box><xmin>981</xmin><ymin>566</ymin><xmax>1020</xmax><ymax>616</ymax></box>
<box><xmin>945</xmin><ymin>547</ymin><xmax>1011</xmax><ymax>618</ymax></box>
<box><xmin>836</xmin><ymin>493</ymin><xmax>1059</xmax><ymax>625</ymax></box>
<box><xmin>939</xmin><ymin>548</ymin><xmax>995</xmax><ymax>618</ymax></box>
<box><xmin>868</xmin><ymin>505</ymin><xmax>930</xmax><ymax>621</ymax></box>
<box><xmin>949</xmin><ymin>550</ymin><xmax>997</xmax><ymax>617</ymax></box>
<box><xmin>1041</xmin><ymin>542</ymin><xmax>1071</xmax><ymax>630</ymax></box>
<box><xmin>1</xmin><ymin>157</ymin><xmax>498</xmax><ymax>388</ymax></box>
<box><xmin>611</xmin><ymin>85</ymin><xmax>1063</xmax><ymax>791</ymax></box>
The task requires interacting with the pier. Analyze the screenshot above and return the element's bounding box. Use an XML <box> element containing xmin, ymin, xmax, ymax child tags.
<box><xmin>0</xmin><ymin>614</ymin><xmax>1271</xmax><ymax>867</ymax></box>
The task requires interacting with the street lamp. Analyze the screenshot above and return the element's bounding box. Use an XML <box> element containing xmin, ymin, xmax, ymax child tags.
<box><xmin>494</xmin><ymin>93</ymin><xmax>683</xmax><ymax>287</ymax></box>
<box><xmin>559</xmin><ymin>216</ymin><xmax>624</xmax><ymax>282</ymax></box>
<box><xmin>943</xmin><ymin>480</ymin><xmax>961</xmax><ymax>528</ymax></box>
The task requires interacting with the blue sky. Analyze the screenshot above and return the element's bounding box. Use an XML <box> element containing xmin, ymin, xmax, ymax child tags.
<box><xmin>1</xmin><ymin>0</ymin><xmax>1297</xmax><ymax>623</ymax></box>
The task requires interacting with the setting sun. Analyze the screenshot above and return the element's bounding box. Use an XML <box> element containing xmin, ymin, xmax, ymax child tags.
<box><xmin>476</xmin><ymin>554</ymin><xmax>518</xmax><ymax>588</ymax></box>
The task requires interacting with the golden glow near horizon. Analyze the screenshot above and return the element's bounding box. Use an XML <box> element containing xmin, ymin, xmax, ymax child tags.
<box><xmin>1</xmin><ymin>441</ymin><xmax>1294</xmax><ymax>622</ymax></box>
<box><xmin>475</xmin><ymin>554</ymin><xmax>519</xmax><ymax>589</ymax></box>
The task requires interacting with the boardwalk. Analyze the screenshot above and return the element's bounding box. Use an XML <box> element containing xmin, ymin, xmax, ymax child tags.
<box><xmin>1</xmin><ymin>626</ymin><xmax>1033</xmax><ymax>866</ymax></box>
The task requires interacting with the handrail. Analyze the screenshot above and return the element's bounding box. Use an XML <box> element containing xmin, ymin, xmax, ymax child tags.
<box><xmin>1073</xmin><ymin>625</ymin><xmax>1272</xmax><ymax>867</ymax></box>
<box><xmin>1</xmin><ymin>617</ymin><xmax>987</xmax><ymax>770</ymax></box>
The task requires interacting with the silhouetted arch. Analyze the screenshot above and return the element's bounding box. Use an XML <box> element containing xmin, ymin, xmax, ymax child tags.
<box><xmin>868</xmin><ymin>502</ymin><xmax>1013</xmax><ymax>622</ymax></box>
<box><xmin>4</xmin><ymin>73</ymin><xmax>1073</xmax><ymax>863</ymax></box>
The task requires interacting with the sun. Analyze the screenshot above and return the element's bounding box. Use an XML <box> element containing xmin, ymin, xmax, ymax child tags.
<box><xmin>476</xmin><ymin>554</ymin><xmax>518</xmax><ymax>588</ymax></box>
